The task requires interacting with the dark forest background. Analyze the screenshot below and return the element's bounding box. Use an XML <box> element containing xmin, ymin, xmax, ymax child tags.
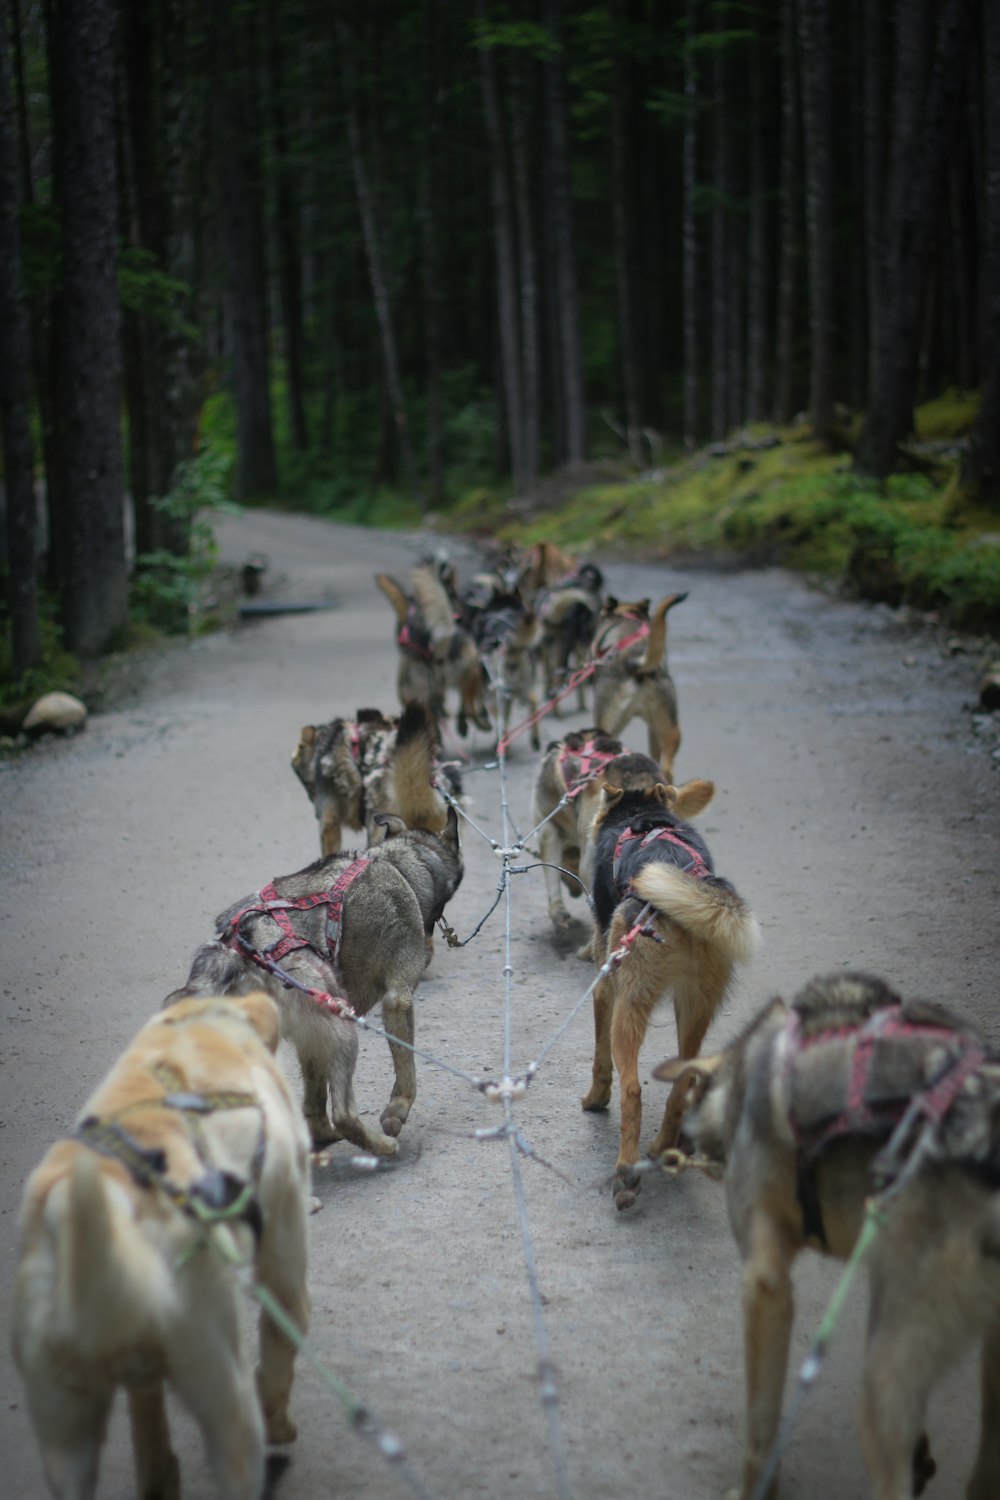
<box><xmin>1</xmin><ymin>0</ymin><xmax>998</xmax><ymax>675</ymax></box>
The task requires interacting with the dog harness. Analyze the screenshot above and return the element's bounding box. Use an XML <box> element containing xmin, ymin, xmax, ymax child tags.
<box><xmin>558</xmin><ymin>739</ymin><xmax>622</xmax><ymax>801</ymax></box>
<box><xmin>611</xmin><ymin>824</ymin><xmax>711</xmax><ymax>889</ymax></box>
<box><xmin>398</xmin><ymin>605</ymin><xmax>433</xmax><ymax>662</ymax></box>
<box><xmin>782</xmin><ymin>1002</ymin><xmax>987</xmax><ymax>1246</ymax></box>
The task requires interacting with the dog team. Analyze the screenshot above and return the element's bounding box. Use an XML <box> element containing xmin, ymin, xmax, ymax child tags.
<box><xmin>11</xmin><ymin>539</ymin><xmax>1000</xmax><ymax>1500</ymax></box>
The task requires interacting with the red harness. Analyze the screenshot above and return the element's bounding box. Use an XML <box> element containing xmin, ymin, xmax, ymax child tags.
<box><xmin>223</xmin><ymin>857</ymin><xmax>371</xmax><ymax>971</ymax></box>
<box><xmin>398</xmin><ymin>605</ymin><xmax>433</xmax><ymax>662</ymax></box>
<box><xmin>611</xmin><ymin>824</ymin><xmax>711</xmax><ymax>886</ymax></box>
<box><xmin>558</xmin><ymin>739</ymin><xmax>621</xmax><ymax>801</ymax></box>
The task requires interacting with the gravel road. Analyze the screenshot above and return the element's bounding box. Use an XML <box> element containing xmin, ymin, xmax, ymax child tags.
<box><xmin>2</xmin><ymin>509</ymin><xmax>999</xmax><ymax>1500</ymax></box>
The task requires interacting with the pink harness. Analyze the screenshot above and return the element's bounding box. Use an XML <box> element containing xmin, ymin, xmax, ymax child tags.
<box><xmin>558</xmin><ymin>739</ymin><xmax>621</xmax><ymax>801</ymax></box>
<box><xmin>223</xmin><ymin>857</ymin><xmax>371</xmax><ymax>969</ymax></box>
<box><xmin>611</xmin><ymin>824</ymin><xmax>711</xmax><ymax>886</ymax></box>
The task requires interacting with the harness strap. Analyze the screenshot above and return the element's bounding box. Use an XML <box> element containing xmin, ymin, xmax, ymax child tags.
<box><xmin>558</xmin><ymin>740</ymin><xmax>621</xmax><ymax>801</ymax></box>
<box><xmin>226</xmin><ymin>858</ymin><xmax>371</xmax><ymax>966</ymax></box>
<box><xmin>611</xmin><ymin>824</ymin><xmax>711</xmax><ymax>887</ymax></box>
<box><xmin>398</xmin><ymin>606</ymin><xmax>433</xmax><ymax>662</ymax></box>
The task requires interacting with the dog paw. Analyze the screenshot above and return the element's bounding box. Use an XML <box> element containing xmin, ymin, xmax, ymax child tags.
<box><xmin>613</xmin><ymin>1165</ymin><xmax>641</xmax><ymax>1212</ymax></box>
<box><xmin>306</xmin><ymin>1116</ymin><xmax>341</xmax><ymax>1149</ymax></box>
<box><xmin>581</xmin><ymin>1086</ymin><xmax>611</xmax><ymax>1112</ymax></box>
<box><xmin>550</xmin><ymin>907</ymin><xmax>572</xmax><ymax>933</ymax></box>
<box><xmin>266</xmin><ymin>1411</ymin><xmax>298</xmax><ymax>1446</ymax></box>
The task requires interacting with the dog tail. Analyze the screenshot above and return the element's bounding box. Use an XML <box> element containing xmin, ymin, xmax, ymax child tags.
<box><xmin>409</xmin><ymin>563</ymin><xmax>456</xmax><ymax>639</ymax></box>
<box><xmin>54</xmin><ymin>1149</ymin><xmax>169</xmax><ymax>1358</ymax></box>
<box><xmin>639</xmin><ymin>592</ymin><xmax>688</xmax><ymax>673</ymax></box>
<box><xmin>392</xmin><ymin>700</ymin><xmax>449</xmax><ymax>833</ymax></box>
<box><xmin>163</xmin><ymin>941</ymin><xmax>255</xmax><ymax>1007</ymax></box>
<box><xmin>375</xmin><ymin>572</ymin><xmax>409</xmax><ymax>626</ymax></box>
<box><xmin>629</xmin><ymin>863</ymin><xmax>759</xmax><ymax>964</ymax></box>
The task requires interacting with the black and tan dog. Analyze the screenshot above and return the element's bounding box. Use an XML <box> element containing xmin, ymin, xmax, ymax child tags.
<box><xmin>12</xmin><ymin>991</ymin><xmax>310</xmax><ymax>1500</ymax></box>
<box><xmin>591</xmin><ymin>592</ymin><xmax>687</xmax><ymax>777</ymax></box>
<box><xmin>536</xmin><ymin>562</ymin><xmax>605</xmax><ymax>713</ymax></box>
<box><xmin>531</xmin><ymin>727</ymin><xmax>626</xmax><ymax>936</ymax></box>
<box><xmin>167</xmin><ymin>807</ymin><xmax>463</xmax><ymax>1156</ymax></box>
<box><xmin>582</xmin><ymin>755</ymin><xmax>758</xmax><ymax>1208</ymax></box>
<box><xmin>655</xmin><ymin>972</ymin><xmax>1000</xmax><ymax>1500</ymax></box>
<box><xmin>292</xmin><ymin>700</ymin><xmax>458</xmax><ymax>855</ymax></box>
<box><xmin>375</xmin><ymin>564</ymin><xmax>489</xmax><ymax>736</ymax></box>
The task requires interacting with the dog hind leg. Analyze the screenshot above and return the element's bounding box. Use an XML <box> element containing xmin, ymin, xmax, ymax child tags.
<box><xmin>967</xmin><ymin>1314</ymin><xmax>1000</xmax><ymax>1500</ymax></box>
<box><xmin>648</xmin><ymin>953</ymin><xmax>729</xmax><ymax>1158</ymax></box>
<box><xmin>380</xmin><ymin>984</ymin><xmax>417</xmax><ymax>1137</ymax></box>
<box><xmin>254</xmin><ymin>1179</ymin><xmax>310</xmax><ymax>1446</ymax></box>
<box><xmin>28</xmin><ymin>1386</ymin><xmax>110</xmax><ymax>1500</ymax></box>
<box><xmin>581</xmin><ymin>964</ymin><xmax>615</xmax><ymax>1113</ymax></box>
<box><xmin>171</xmin><ymin>1335</ymin><xmax>265</xmax><ymax>1500</ymax></box>
<box><xmin>735</xmin><ymin>1213</ymin><xmax>796</xmax><ymax>1500</ymax></box>
<box><xmin>128</xmin><ymin>1384</ymin><xmax>180</xmax><ymax>1500</ymax></box>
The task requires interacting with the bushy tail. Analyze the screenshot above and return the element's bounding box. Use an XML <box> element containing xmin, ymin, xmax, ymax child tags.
<box><xmin>409</xmin><ymin>564</ymin><xmax>457</xmax><ymax>638</ymax></box>
<box><xmin>393</xmin><ymin>701</ymin><xmax>448</xmax><ymax>833</ymax></box>
<box><xmin>630</xmin><ymin>863</ymin><xmax>759</xmax><ymax>964</ymax></box>
<box><xmin>53</xmin><ymin>1151</ymin><xmax>169</xmax><ymax>1359</ymax></box>
<box><xmin>163</xmin><ymin>940</ymin><xmax>252</xmax><ymax>1007</ymax></box>
<box><xmin>640</xmin><ymin>592</ymin><xmax>688</xmax><ymax>673</ymax></box>
<box><xmin>375</xmin><ymin>572</ymin><xmax>409</xmax><ymax>626</ymax></box>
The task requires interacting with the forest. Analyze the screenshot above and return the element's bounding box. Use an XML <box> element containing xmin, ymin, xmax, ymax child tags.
<box><xmin>0</xmin><ymin>0</ymin><xmax>998</xmax><ymax>679</ymax></box>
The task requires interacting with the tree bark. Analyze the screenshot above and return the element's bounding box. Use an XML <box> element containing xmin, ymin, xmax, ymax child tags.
<box><xmin>543</xmin><ymin>0</ymin><xmax>585</xmax><ymax>465</ymax></box>
<box><xmin>211</xmin><ymin>0</ymin><xmax>277</xmax><ymax>502</ymax></box>
<box><xmin>682</xmin><ymin>0</ymin><xmax>700</xmax><ymax>448</ymax></box>
<box><xmin>797</xmin><ymin>0</ymin><xmax>835</xmax><ymax>442</ymax></box>
<box><xmin>611</xmin><ymin>5</ymin><xmax>642</xmax><ymax>466</ymax></box>
<box><xmin>48</xmin><ymin>0</ymin><xmax>127</xmax><ymax>655</ymax></box>
<box><xmin>475</xmin><ymin>2</ymin><xmax>524</xmax><ymax>492</ymax></box>
<box><xmin>746</xmin><ymin>29</ymin><xmax>768</xmax><ymax>423</ymax></box>
<box><xmin>338</xmin><ymin>18</ymin><xmax>418</xmax><ymax>499</ymax></box>
<box><xmin>857</xmin><ymin>0</ymin><xmax>976</xmax><ymax>478</ymax></box>
<box><xmin>267</xmin><ymin>0</ymin><xmax>308</xmax><ymax>453</ymax></box>
<box><xmin>0</xmin><ymin>0</ymin><xmax>40</xmax><ymax>672</ymax></box>
<box><xmin>709</xmin><ymin>13</ymin><xmax>729</xmax><ymax>440</ymax></box>
<box><xmin>419</xmin><ymin>0</ymin><xmax>444</xmax><ymax>508</ymax></box>
<box><xmin>862</xmin><ymin>0</ymin><xmax>884</xmax><ymax>398</ymax></box>
<box><xmin>774</xmin><ymin>0</ymin><xmax>800</xmax><ymax>423</ymax></box>
<box><xmin>964</xmin><ymin>0</ymin><xmax>1000</xmax><ymax>505</ymax></box>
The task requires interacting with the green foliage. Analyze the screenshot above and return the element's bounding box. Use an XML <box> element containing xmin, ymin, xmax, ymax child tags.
<box><xmin>913</xmin><ymin>388</ymin><xmax>981</xmax><ymax>441</ymax></box>
<box><xmin>131</xmin><ymin>448</ymin><xmax>241</xmax><ymax>633</ymax></box>
<box><xmin>0</xmin><ymin>598</ymin><xmax>79</xmax><ymax>711</ymax></box>
<box><xmin>118</xmin><ymin>247</ymin><xmax>197</xmax><ymax>337</ymax></box>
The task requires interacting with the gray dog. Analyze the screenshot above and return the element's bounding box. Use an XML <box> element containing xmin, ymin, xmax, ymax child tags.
<box><xmin>167</xmin><ymin>807</ymin><xmax>463</xmax><ymax>1155</ymax></box>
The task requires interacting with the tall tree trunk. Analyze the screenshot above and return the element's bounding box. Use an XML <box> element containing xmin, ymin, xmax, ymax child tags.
<box><xmin>0</xmin><ymin>0</ymin><xmax>40</xmax><ymax>672</ymax></box>
<box><xmin>543</xmin><ymin>0</ymin><xmax>585</xmax><ymax>465</ymax></box>
<box><xmin>709</xmin><ymin>13</ymin><xmax>729</xmax><ymax>440</ymax></box>
<box><xmin>211</xmin><ymin>0</ymin><xmax>277</xmax><ymax>502</ymax></box>
<box><xmin>682</xmin><ymin>0</ymin><xmax>700</xmax><ymax>448</ymax></box>
<box><xmin>159</xmin><ymin>0</ymin><xmax>199</xmax><ymax>510</ymax></box>
<box><xmin>862</xmin><ymin>0</ymin><xmax>884</xmax><ymax>398</ymax></box>
<box><xmin>267</xmin><ymin>0</ymin><xmax>308</xmax><ymax>453</ymax></box>
<box><xmin>611</xmin><ymin>4</ymin><xmax>642</xmax><ymax>466</ymax></box>
<box><xmin>746</xmin><ymin>29</ymin><xmax>768</xmax><ymax>423</ymax></box>
<box><xmin>964</xmin><ymin>0</ymin><xmax>1000</xmax><ymax>505</ymax></box>
<box><xmin>337</xmin><ymin>18</ymin><xmax>418</xmax><ymax>499</ymax></box>
<box><xmin>774</xmin><ymin>0</ymin><xmax>800</xmax><ymax>422</ymax></box>
<box><xmin>419</xmin><ymin>0</ymin><xmax>443</xmax><ymax>508</ymax></box>
<box><xmin>510</xmin><ymin>55</ymin><xmax>539</xmax><ymax>493</ymax></box>
<box><xmin>48</xmin><ymin>0</ymin><xmax>127</xmax><ymax>655</ymax></box>
<box><xmin>475</xmin><ymin>2</ymin><xmax>524</xmax><ymax>492</ymax></box>
<box><xmin>797</xmin><ymin>0</ymin><xmax>835</xmax><ymax>442</ymax></box>
<box><xmin>857</xmin><ymin>0</ymin><xmax>976</xmax><ymax>478</ymax></box>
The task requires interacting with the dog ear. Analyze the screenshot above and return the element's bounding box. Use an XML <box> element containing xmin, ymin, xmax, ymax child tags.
<box><xmin>298</xmin><ymin>725</ymin><xmax>317</xmax><ymax>747</ymax></box>
<box><xmin>371</xmin><ymin>812</ymin><xmax>408</xmax><ymax>842</ymax></box>
<box><xmin>599</xmin><ymin>783</ymin><xmax>625</xmax><ymax>810</ymax></box>
<box><xmin>441</xmin><ymin>802</ymin><xmax>460</xmax><ymax>852</ymax></box>
<box><xmin>652</xmin><ymin>782</ymin><xmax>677</xmax><ymax>809</ymax></box>
<box><xmin>652</xmin><ymin>1055</ymin><xmax>721</xmax><ymax>1106</ymax></box>
<box><xmin>671</xmin><ymin>778</ymin><xmax>715</xmax><ymax>819</ymax></box>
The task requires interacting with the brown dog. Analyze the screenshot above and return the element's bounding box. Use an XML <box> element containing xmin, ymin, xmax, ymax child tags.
<box><xmin>582</xmin><ymin>759</ymin><xmax>759</xmax><ymax>1208</ymax></box>
<box><xmin>530</xmin><ymin>727</ymin><xmax>627</xmax><ymax>936</ymax></box>
<box><xmin>11</xmin><ymin>992</ymin><xmax>311</xmax><ymax>1500</ymax></box>
<box><xmin>375</xmin><ymin>565</ymin><xmax>488</xmax><ymax>736</ymax></box>
<box><xmin>591</xmin><ymin>592</ymin><xmax>686</xmax><ymax>777</ymax></box>
<box><xmin>654</xmin><ymin>971</ymin><xmax>1000</xmax><ymax>1500</ymax></box>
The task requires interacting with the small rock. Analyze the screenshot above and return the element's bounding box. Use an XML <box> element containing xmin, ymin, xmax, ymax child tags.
<box><xmin>22</xmin><ymin>692</ymin><xmax>87</xmax><ymax>735</ymax></box>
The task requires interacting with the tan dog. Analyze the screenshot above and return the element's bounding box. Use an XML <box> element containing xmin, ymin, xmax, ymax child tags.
<box><xmin>591</xmin><ymin>592</ymin><xmax>686</xmax><ymax>777</ymax></box>
<box><xmin>530</xmin><ymin>727</ymin><xmax>627</xmax><ymax>935</ymax></box>
<box><xmin>292</xmin><ymin>700</ymin><xmax>455</xmax><ymax>855</ymax></box>
<box><xmin>583</xmin><ymin>761</ymin><xmax>758</xmax><ymax>1208</ymax></box>
<box><xmin>654</xmin><ymin>972</ymin><xmax>1000</xmax><ymax>1500</ymax></box>
<box><xmin>375</xmin><ymin>565</ymin><xmax>488</xmax><ymax>736</ymax></box>
<box><xmin>11</xmin><ymin>992</ymin><xmax>311</xmax><ymax>1500</ymax></box>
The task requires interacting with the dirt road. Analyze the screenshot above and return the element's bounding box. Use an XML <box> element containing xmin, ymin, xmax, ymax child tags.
<box><xmin>3</xmin><ymin>509</ymin><xmax>999</xmax><ymax>1500</ymax></box>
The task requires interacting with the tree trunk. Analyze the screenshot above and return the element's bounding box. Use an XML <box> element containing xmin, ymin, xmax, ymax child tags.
<box><xmin>0</xmin><ymin>0</ymin><xmax>40</xmax><ymax>672</ymax></box>
<box><xmin>475</xmin><ymin>2</ymin><xmax>524</xmax><ymax>492</ymax></box>
<box><xmin>682</xmin><ymin>0</ymin><xmax>700</xmax><ymax>448</ymax></box>
<box><xmin>774</xmin><ymin>0</ymin><xmax>800</xmax><ymax>423</ymax></box>
<box><xmin>159</xmin><ymin>0</ymin><xmax>199</xmax><ymax>511</ymax></box>
<box><xmin>746</xmin><ymin>29</ymin><xmax>768</xmax><ymax>423</ymax></box>
<box><xmin>419</xmin><ymin>0</ymin><xmax>444</xmax><ymax>508</ymax></box>
<box><xmin>48</xmin><ymin>0</ymin><xmax>127</xmax><ymax>656</ymax></box>
<box><xmin>964</xmin><ymin>0</ymin><xmax>1000</xmax><ymax>505</ymax></box>
<box><xmin>611</xmin><ymin>5</ymin><xmax>642</xmax><ymax>466</ymax></box>
<box><xmin>543</xmin><ymin>0</ymin><xmax>585</xmax><ymax>465</ymax></box>
<box><xmin>267</xmin><ymin>0</ymin><xmax>308</xmax><ymax>453</ymax></box>
<box><xmin>862</xmin><ymin>0</ymin><xmax>884</xmax><ymax>398</ymax></box>
<box><xmin>337</xmin><ymin>18</ymin><xmax>418</xmax><ymax>500</ymax></box>
<box><xmin>709</xmin><ymin>13</ymin><xmax>729</xmax><ymax>440</ymax></box>
<box><xmin>797</xmin><ymin>0</ymin><xmax>835</xmax><ymax>442</ymax></box>
<box><xmin>211</xmin><ymin>0</ymin><xmax>277</xmax><ymax>502</ymax></box>
<box><xmin>511</xmin><ymin>55</ymin><xmax>539</xmax><ymax>494</ymax></box>
<box><xmin>857</xmin><ymin>0</ymin><xmax>976</xmax><ymax>478</ymax></box>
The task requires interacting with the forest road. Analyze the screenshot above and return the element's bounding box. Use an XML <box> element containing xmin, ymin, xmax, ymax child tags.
<box><xmin>2</xmin><ymin>508</ymin><xmax>999</xmax><ymax>1500</ymax></box>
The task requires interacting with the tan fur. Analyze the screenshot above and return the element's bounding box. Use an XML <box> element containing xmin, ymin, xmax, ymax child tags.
<box><xmin>374</xmin><ymin>571</ymin><xmax>409</xmax><ymax>625</ymax></box>
<box><xmin>583</xmin><ymin>774</ymin><xmax>758</xmax><ymax>1206</ymax></box>
<box><xmin>11</xmin><ymin>993</ymin><xmax>310</xmax><ymax>1500</ymax></box>
<box><xmin>530</xmin><ymin>729</ymin><xmax>628</xmax><ymax>938</ymax></box>
<box><xmin>655</xmin><ymin>977</ymin><xmax>1000</xmax><ymax>1500</ymax></box>
<box><xmin>592</xmin><ymin>593</ymin><xmax>686</xmax><ymax>777</ymax></box>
